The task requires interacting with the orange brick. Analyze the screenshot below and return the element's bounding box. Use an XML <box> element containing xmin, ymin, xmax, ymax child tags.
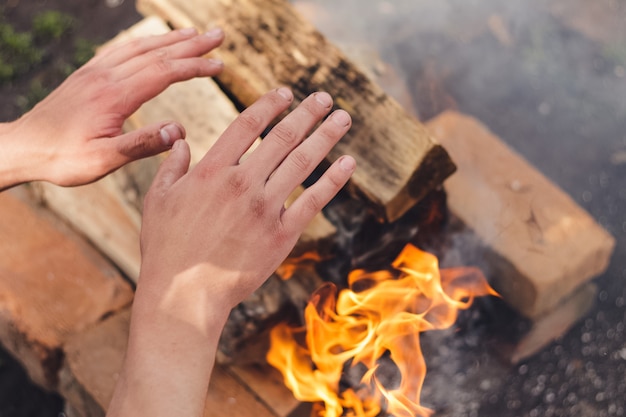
<box><xmin>0</xmin><ymin>188</ymin><xmax>133</xmax><ymax>389</ymax></box>
<box><xmin>427</xmin><ymin>111</ymin><xmax>615</xmax><ymax>319</ymax></box>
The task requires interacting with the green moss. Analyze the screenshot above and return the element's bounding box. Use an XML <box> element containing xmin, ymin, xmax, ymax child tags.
<box><xmin>32</xmin><ymin>10</ymin><xmax>74</xmax><ymax>40</ymax></box>
<box><xmin>73</xmin><ymin>37</ymin><xmax>96</xmax><ymax>67</ymax></box>
<box><xmin>0</xmin><ymin>21</ymin><xmax>43</xmax><ymax>82</ymax></box>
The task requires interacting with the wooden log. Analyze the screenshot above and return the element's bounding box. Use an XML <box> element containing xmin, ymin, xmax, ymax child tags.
<box><xmin>35</xmin><ymin>176</ymin><xmax>142</xmax><ymax>281</ymax></box>
<box><xmin>36</xmin><ymin>17</ymin><xmax>333</xmax><ymax>285</ymax></box>
<box><xmin>508</xmin><ymin>282</ymin><xmax>597</xmax><ymax>364</ymax></box>
<box><xmin>0</xmin><ymin>187</ymin><xmax>133</xmax><ymax>390</ymax></box>
<box><xmin>426</xmin><ymin>110</ymin><xmax>615</xmax><ymax>319</ymax></box>
<box><xmin>104</xmin><ymin>15</ymin><xmax>243</xmax><ymax>213</ymax></box>
<box><xmin>115</xmin><ymin>17</ymin><xmax>337</xmax><ymax>256</ymax></box>
<box><xmin>136</xmin><ymin>0</ymin><xmax>457</xmax><ymax>222</ymax></box>
<box><xmin>61</xmin><ymin>308</ymin><xmax>297</xmax><ymax>417</ymax></box>
<box><xmin>217</xmin><ymin>269</ymin><xmax>324</xmax><ymax>364</ymax></box>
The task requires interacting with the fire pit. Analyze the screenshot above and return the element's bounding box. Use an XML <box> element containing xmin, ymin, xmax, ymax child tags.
<box><xmin>0</xmin><ymin>0</ymin><xmax>623</xmax><ymax>416</ymax></box>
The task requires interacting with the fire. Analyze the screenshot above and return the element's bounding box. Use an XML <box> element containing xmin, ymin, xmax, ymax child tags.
<box><xmin>267</xmin><ymin>243</ymin><xmax>498</xmax><ymax>417</ymax></box>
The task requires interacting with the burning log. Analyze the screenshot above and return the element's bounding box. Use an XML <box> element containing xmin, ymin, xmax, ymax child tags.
<box><xmin>136</xmin><ymin>0</ymin><xmax>457</xmax><ymax>222</ymax></box>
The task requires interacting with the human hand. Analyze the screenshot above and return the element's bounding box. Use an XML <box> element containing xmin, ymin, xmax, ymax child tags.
<box><xmin>1</xmin><ymin>27</ymin><xmax>224</xmax><ymax>188</ymax></box>
<box><xmin>108</xmin><ymin>88</ymin><xmax>354</xmax><ymax>417</ymax></box>
<box><xmin>138</xmin><ymin>88</ymin><xmax>355</xmax><ymax>311</ymax></box>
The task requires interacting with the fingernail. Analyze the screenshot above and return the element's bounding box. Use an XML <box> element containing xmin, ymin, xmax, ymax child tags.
<box><xmin>160</xmin><ymin>124</ymin><xmax>183</xmax><ymax>145</ymax></box>
<box><xmin>314</xmin><ymin>91</ymin><xmax>332</xmax><ymax>107</ymax></box>
<box><xmin>204</xmin><ymin>28</ymin><xmax>224</xmax><ymax>38</ymax></box>
<box><xmin>332</xmin><ymin>110</ymin><xmax>351</xmax><ymax>127</ymax></box>
<box><xmin>339</xmin><ymin>155</ymin><xmax>356</xmax><ymax>172</ymax></box>
<box><xmin>277</xmin><ymin>87</ymin><xmax>293</xmax><ymax>101</ymax></box>
<box><xmin>179</xmin><ymin>27</ymin><xmax>197</xmax><ymax>36</ymax></box>
<box><xmin>172</xmin><ymin>139</ymin><xmax>185</xmax><ymax>151</ymax></box>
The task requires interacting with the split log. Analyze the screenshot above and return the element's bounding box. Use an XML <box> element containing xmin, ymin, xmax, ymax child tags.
<box><xmin>426</xmin><ymin>110</ymin><xmax>615</xmax><ymax>319</ymax></box>
<box><xmin>106</xmin><ymin>15</ymin><xmax>242</xmax><ymax>212</ymax></box>
<box><xmin>508</xmin><ymin>282</ymin><xmax>597</xmax><ymax>364</ymax></box>
<box><xmin>137</xmin><ymin>0</ymin><xmax>456</xmax><ymax>222</ymax></box>
<box><xmin>34</xmin><ymin>176</ymin><xmax>142</xmax><ymax>281</ymax></box>
<box><xmin>115</xmin><ymin>17</ymin><xmax>337</xmax><ymax>257</ymax></box>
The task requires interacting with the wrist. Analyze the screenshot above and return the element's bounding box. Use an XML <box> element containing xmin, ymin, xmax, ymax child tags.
<box><xmin>0</xmin><ymin>120</ymin><xmax>30</xmax><ymax>189</ymax></box>
<box><xmin>108</xmin><ymin>265</ymin><xmax>233</xmax><ymax>417</ymax></box>
<box><xmin>0</xmin><ymin>115</ymin><xmax>52</xmax><ymax>189</ymax></box>
<box><xmin>132</xmin><ymin>262</ymin><xmax>233</xmax><ymax>338</ymax></box>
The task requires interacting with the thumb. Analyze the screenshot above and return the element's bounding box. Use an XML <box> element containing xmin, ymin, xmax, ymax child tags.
<box><xmin>113</xmin><ymin>122</ymin><xmax>186</xmax><ymax>163</ymax></box>
<box><xmin>149</xmin><ymin>139</ymin><xmax>192</xmax><ymax>197</ymax></box>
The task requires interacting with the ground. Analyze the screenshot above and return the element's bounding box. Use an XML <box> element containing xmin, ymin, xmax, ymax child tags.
<box><xmin>1</xmin><ymin>0</ymin><xmax>142</xmax><ymax>122</ymax></box>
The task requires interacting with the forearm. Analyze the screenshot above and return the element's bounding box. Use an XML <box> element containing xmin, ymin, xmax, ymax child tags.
<box><xmin>107</xmin><ymin>265</ymin><xmax>232</xmax><ymax>417</ymax></box>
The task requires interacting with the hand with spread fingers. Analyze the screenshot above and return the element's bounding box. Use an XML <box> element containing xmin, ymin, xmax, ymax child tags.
<box><xmin>0</xmin><ymin>27</ymin><xmax>224</xmax><ymax>190</ymax></box>
<box><xmin>106</xmin><ymin>88</ymin><xmax>355</xmax><ymax>417</ymax></box>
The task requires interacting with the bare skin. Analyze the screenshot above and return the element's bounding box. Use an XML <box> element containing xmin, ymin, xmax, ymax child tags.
<box><xmin>0</xmin><ymin>28</ymin><xmax>355</xmax><ymax>417</ymax></box>
<box><xmin>0</xmin><ymin>27</ymin><xmax>224</xmax><ymax>190</ymax></box>
<box><xmin>108</xmin><ymin>88</ymin><xmax>355</xmax><ymax>417</ymax></box>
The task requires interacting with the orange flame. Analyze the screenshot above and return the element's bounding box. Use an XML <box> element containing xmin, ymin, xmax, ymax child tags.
<box><xmin>267</xmin><ymin>243</ymin><xmax>498</xmax><ymax>417</ymax></box>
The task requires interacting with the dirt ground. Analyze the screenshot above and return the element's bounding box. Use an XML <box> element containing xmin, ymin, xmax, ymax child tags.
<box><xmin>1</xmin><ymin>0</ymin><xmax>142</xmax><ymax>122</ymax></box>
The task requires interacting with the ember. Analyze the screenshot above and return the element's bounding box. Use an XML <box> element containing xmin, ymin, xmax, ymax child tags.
<box><xmin>267</xmin><ymin>244</ymin><xmax>498</xmax><ymax>417</ymax></box>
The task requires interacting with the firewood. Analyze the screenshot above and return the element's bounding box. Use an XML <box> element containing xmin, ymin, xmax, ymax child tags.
<box><xmin>136</xmin><ymin>0</ymin><xmax>456</xmax><ymax>222</ymax></box>
<box><xmin>217</xmin><ymin>269</ymin><xmax>324</xmax><ymax>365</ymax></box>
<box><xmin>426</xmin><ymin>110</ymin><xmax>615</xmax><ymax>319</ymax></box>
<box><xmin>61</xmin><ymin>308</ymin><xmax>294</xmax><ymax>417</ymax></box>
<box><xmin>0</xmin><ymin>188</ymin><xmax>133</xmax><ymax>390</ymax></box>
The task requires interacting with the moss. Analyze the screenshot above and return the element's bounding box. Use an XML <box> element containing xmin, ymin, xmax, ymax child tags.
<box><xmin>0</xmin><ymin>21</ymin><xmax>43</xmax><ymax>81</ymax></box>
<box><xmin>32</xmin><ymin>10</ymin><xmax>74</xmax><ymax>40</ymax></box>
<box><xmin>73</xmin><ymin>37</ymin><xmax>96</xmax><ymax>67</ymax></box>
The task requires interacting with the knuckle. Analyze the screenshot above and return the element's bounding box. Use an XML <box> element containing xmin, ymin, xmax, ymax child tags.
<box><xmin>226</xmin><ymin>170</ymin><xmax>251</xmax><ymax>197</ymax></box>
<box><xmin>151</xmin><ymin>47</ymin><xmax>169</xmax><ymax>59</ymax></box>
<box><xmin>154</xmin><ymin>58</ymin><xmax>172</xmax><ymax>74</ymax></box>
<box><xmin>271</xmin><ymin>123</ymin><xmax>299</xmax><ymax>148</ymax></box>
<box><xmin>236</xmin><ymin>112</ymin><xmax>263</xmax><ymax>132</ymax></box>
<box><xmin>288</xmin><ymin>148</ymin><xmax>312</xmax><ymax>172</ymax></box>
<box><xmin>129</xmin><ymin>131</ymin><xmax>155</xmax><ymax>156</ymax></box>
<box><xmin>83</xmin><ymin>68</ymin><xmax>113</xmax><ymax>86</ymax></box>
<box><xmin>249</xmin><ymin>194</ymin><xmax>266</xmax><ymax>218</ymax></box>
<box><xmin>303</xmin><ymin>192</ymin><xmax>324</xmax><ymax>214</ymax></box>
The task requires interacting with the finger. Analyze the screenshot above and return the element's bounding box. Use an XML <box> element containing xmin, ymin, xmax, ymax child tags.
<box><xmin>149</xmin><ymin>139</ymin><xmax>192</xmax><ymax>197</ymax></box>
<box><xmin>118</xmin><ymin>57</ymin><xmax>224</xmax><ymax>114</ymax></box>
<box><xmin>265</xmin><ymin>109</ymin><xmax>352</xmax><ymax>202</ymax></box>
<box><xmin>112</xmin><ymin>30</ymin><xmax>225</xmax><ymax>80</ymax></box>
<box><xmin>104</xmin><ymin>122</ymin><xmax>186</xmax><ymax>170</ymax></box>
<box><xmin>281</xmin><ymin>155</ymin><xmax>356</xmax><ymax>233</ymax></box>
<box><xmin>91</xmin><ymin>27</ymin><xmax>204</xmax><ymax>68</ymax></box>
<box><xmin>196</xmin><ymin>88</ymin><xmax>294</xmax><ymax>172</ymax></box>
<box><xmin>242</xmin><ymin>91</ymin><xmax>333</xmax><ymax>179</ymax></box>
